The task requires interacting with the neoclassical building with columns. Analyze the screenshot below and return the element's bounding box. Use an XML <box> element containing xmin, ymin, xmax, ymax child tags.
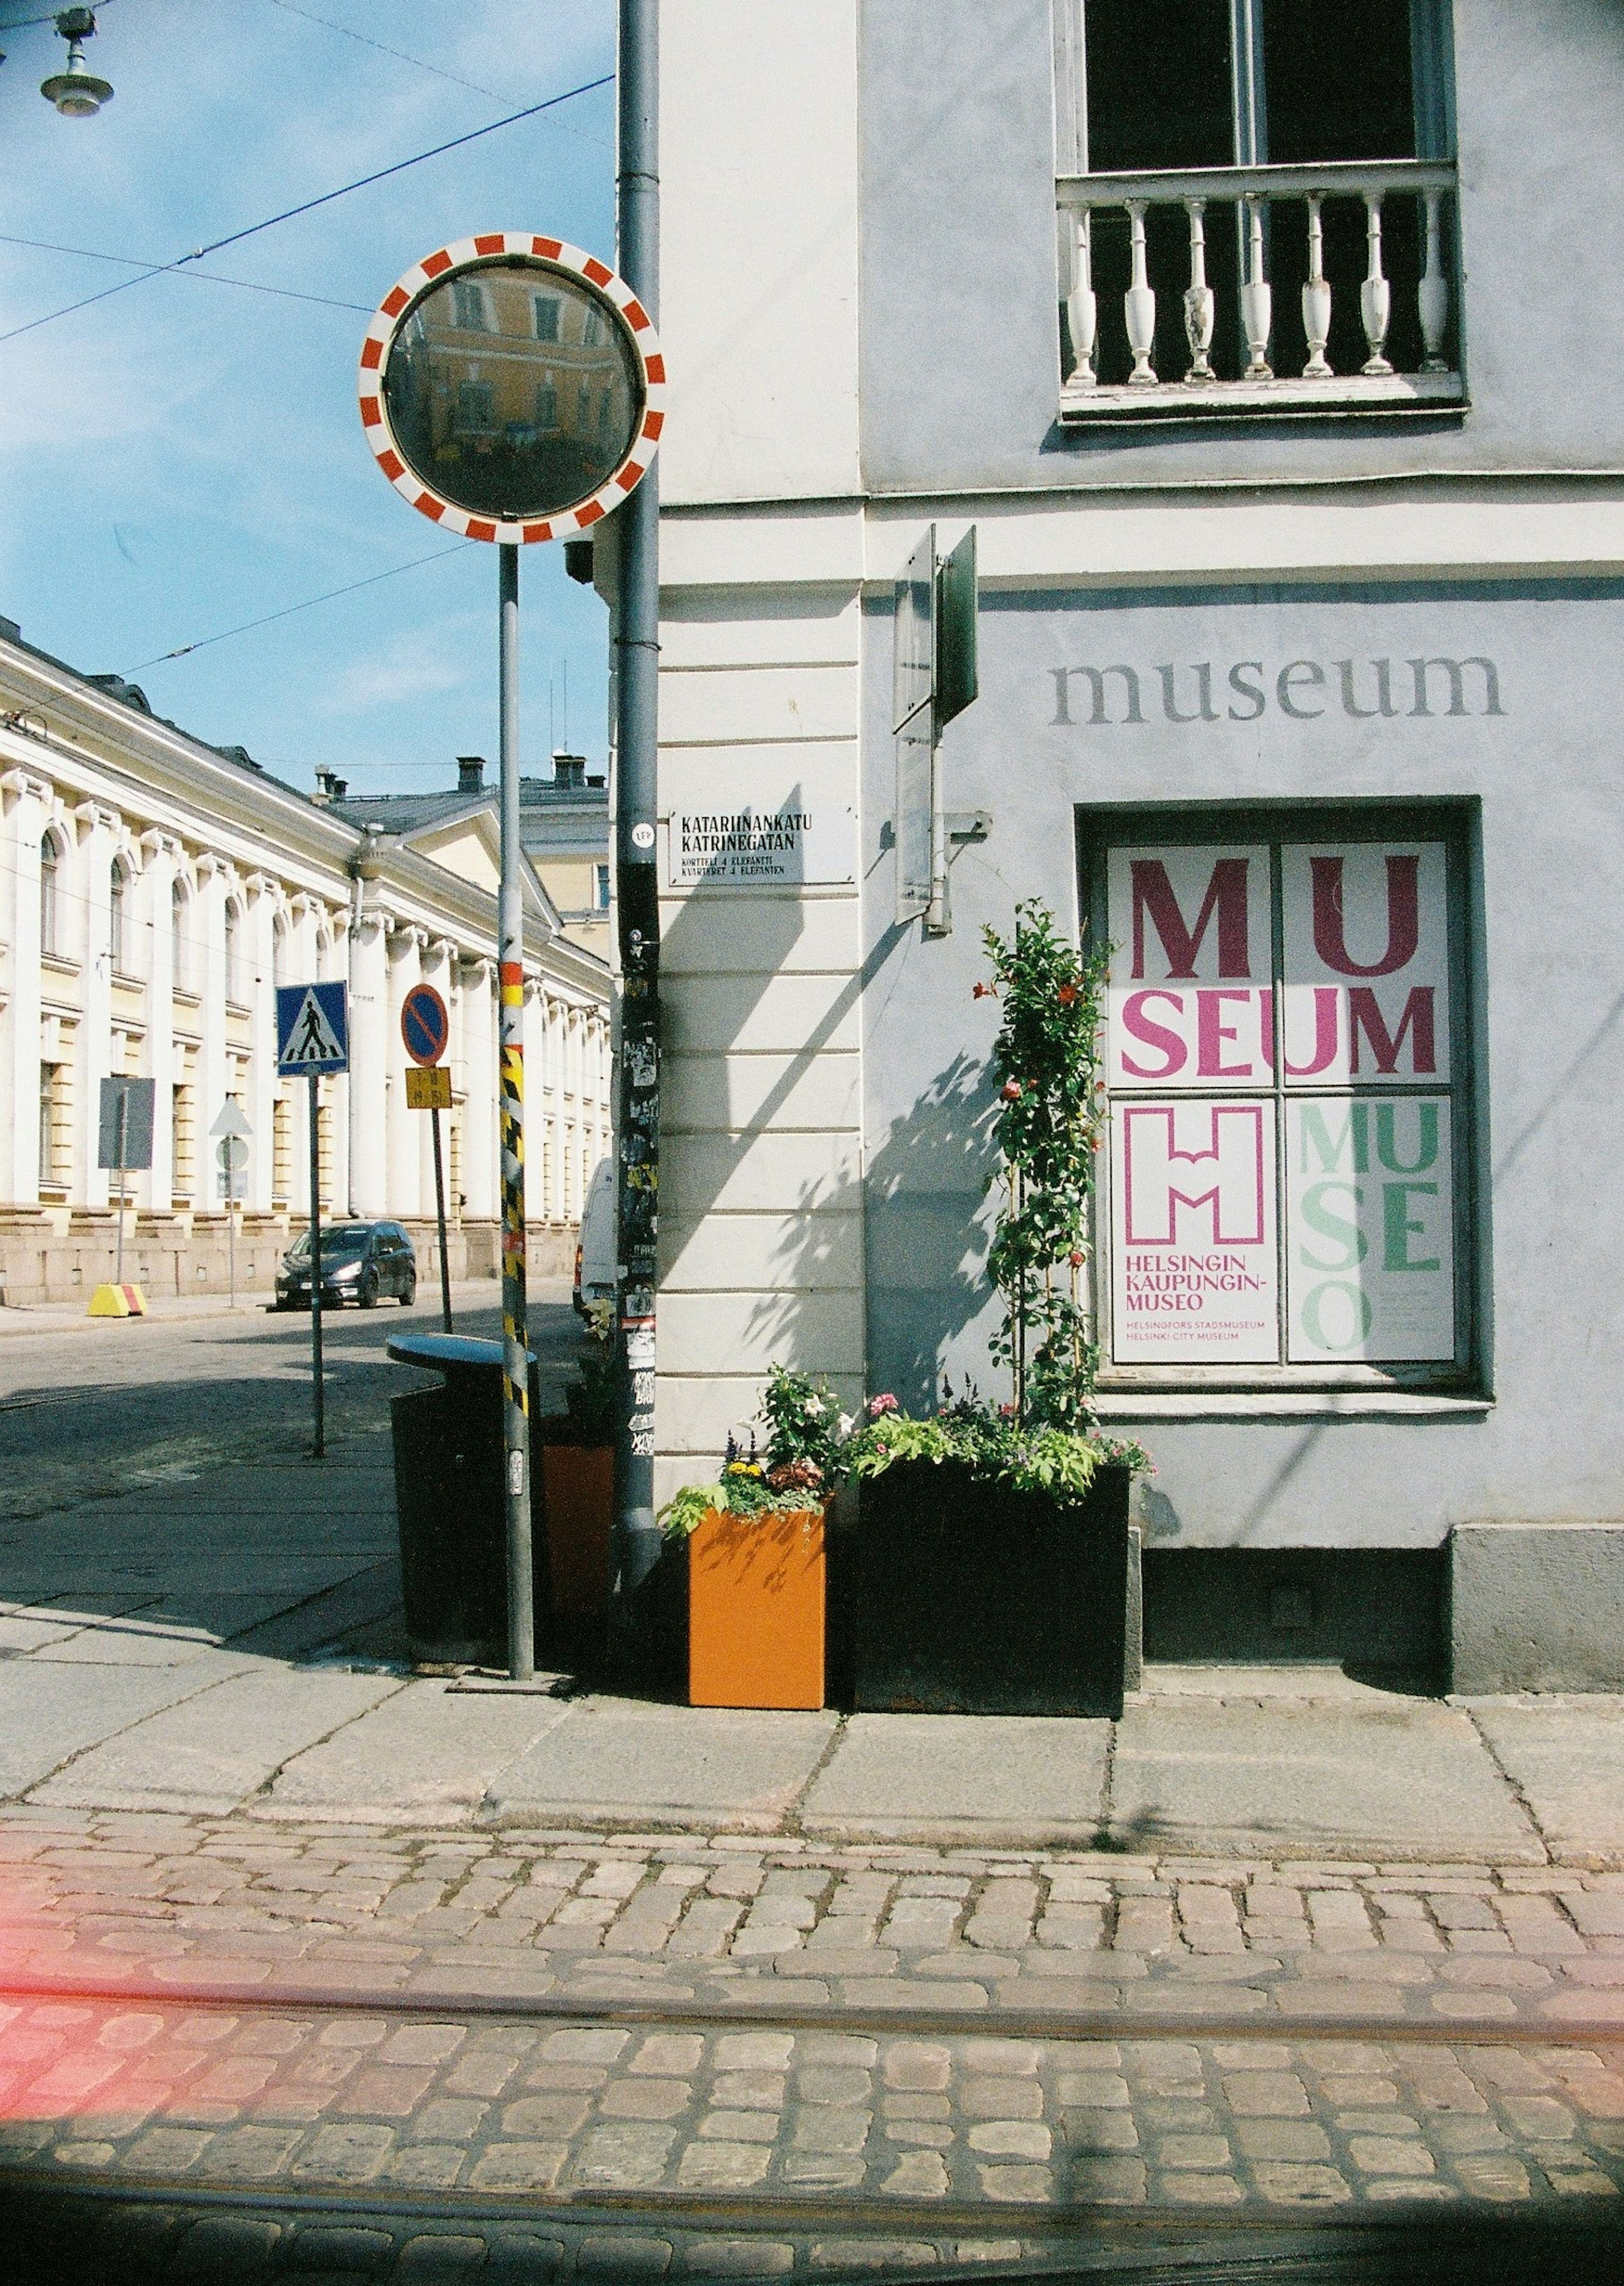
<box><xmin>0</xmin><ymin>617</ymin><xmax>610</xmax><ymax>1306</ymax></box>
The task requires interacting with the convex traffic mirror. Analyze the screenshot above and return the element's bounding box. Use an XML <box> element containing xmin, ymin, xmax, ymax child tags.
<box><xmin>360</xmin><ymin>234</ymin><xmax>664</xmax><ymax>544</ymax></box>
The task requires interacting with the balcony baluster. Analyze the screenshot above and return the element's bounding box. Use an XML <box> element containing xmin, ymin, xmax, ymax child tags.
<box><xmin>1124</xmin><ymin>201</ymin><xmax>1158</xmax><ymax>384</ymax></box>
<box><xmin>1418</xmin><ymin>188</ymin><xmax>1450</xmax><ymax>372</ymax></box>
<box><xmin>1361</xmin><ymin>193</ymin><xmax>1394</xmax><ymax>376</ymax></box>
<box><xmin>1241</xmin><ymin>196</ymin><xmax>1273</xmax><ymax>379</ymax></box>
<box><xmin>1302</xmin><ymin>194</ymin><xmax>1333</xmax><ymax>378</ymax></box>
<box><xmin>1067</xmin><ymin>210</ymin><xmax>1097</xmax><ymax>387</ymax></box>
<box><xmin>1183</xmin><ymin>200</ymin><xmax>1216</xmax><ymax>382</ymax></box>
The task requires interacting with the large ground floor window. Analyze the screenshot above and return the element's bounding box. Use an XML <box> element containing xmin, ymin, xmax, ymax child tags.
<box><xmin>1078</xmin><ymin>802</ymin><xmax>1479</xmax><ymax>1390</ymax></box>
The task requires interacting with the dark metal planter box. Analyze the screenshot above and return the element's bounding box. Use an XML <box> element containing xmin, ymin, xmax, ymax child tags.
<box><xmin>852</xmin><ymin>1459</ymin><xmax>1132</xmax><ymax>1717</ymax></box>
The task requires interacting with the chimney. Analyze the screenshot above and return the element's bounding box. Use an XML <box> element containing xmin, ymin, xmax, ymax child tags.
<box><xmin>457</xmin><ymin>754</ymin><xmax>486</xmax><ymax>793</ymax></box>
<box><xmin>552</xmin><ymin>751</ymin><xmax>586</xmax><ymax>790</ymax></box>
<box><xmin>313</xmin><ymin>767</ymin><xmax>345</xmax><ymax>805</ymax></box>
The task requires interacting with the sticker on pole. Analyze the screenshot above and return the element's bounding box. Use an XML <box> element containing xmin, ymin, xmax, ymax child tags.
<box><xmin>276</xmin><ymin>982</ymin><xmax>350</xmax><ymax>1075</ymax></box>
<box><xmin>401</xmin><ymin>982</ymin><xmax>450</xmax><ymax>1066</ymax></box>
<box><xmin>357</xmin><ymin>232</ymin><xmax>665</xmax><ymax>545</ymax></box>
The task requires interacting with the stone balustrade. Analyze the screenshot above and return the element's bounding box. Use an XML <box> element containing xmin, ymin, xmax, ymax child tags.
<box><xmin>1056</xmin><ymin>159</ymin><xmax>1462</xmax><ymax>418</ymax></box>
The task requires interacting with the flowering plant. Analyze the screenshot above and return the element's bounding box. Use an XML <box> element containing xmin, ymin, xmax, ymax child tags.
<box><xmin>978</xmin><ymin>898</ymin><xmax>1111</xmax><ymax>1432</ymax></box>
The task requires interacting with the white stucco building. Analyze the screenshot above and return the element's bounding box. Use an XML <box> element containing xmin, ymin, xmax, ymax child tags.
<box><xmin>634</xmin><ymin>0</ymin><xmax>1624</xmax><ymax>1686</ymax></box>
<box><xmin>0</xmin><ymin>617</ymin><xmax>610</xmax><ymax>1305</ymax></box>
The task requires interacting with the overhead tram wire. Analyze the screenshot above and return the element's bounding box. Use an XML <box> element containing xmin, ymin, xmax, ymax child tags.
<box><xmin>0</xmin><ymin>67</ymin><xmax>614</xmax><ymax>348</ymax></box>
<box><xmin>125</xmin><ymin>543</ymin><xmax>477</xmax><ymax>674</ymax></box>
<box><xmin>0</xmin><ymin>233</ymin><xmax>372</xmax><ymax>314</ymax></box>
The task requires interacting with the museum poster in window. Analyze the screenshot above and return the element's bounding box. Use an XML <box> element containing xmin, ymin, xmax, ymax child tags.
<box><xmin>1100</xmin><ymin>834</ymin><xmax>1458</xmax><ymax>1370</ymax></box>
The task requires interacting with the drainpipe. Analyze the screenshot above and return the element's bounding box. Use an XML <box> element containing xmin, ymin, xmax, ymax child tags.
<box><xmin>609</xmin><ymin>0</ymin><xmax>663</xmax><ymax>1660</ymax></box>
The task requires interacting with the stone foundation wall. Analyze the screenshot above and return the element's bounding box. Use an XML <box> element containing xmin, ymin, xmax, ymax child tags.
<box><xmin>0</xmin><ymin>1212</ymin><xmax>576</xmax><ymax>1307</ymax></box>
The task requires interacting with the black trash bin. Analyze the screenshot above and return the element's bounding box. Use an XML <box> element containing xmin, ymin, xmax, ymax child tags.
<box><xmin>387</xmin><ymin>1332</ymin><xmax>543</xmax><ymax>1665</ymax></box>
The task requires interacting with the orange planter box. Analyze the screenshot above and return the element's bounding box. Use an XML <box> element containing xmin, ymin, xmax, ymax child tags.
<box><xmin>541</xmin><ymin>1445</ymin><xmax>613</xmax><ymax>1618</ymax></box>
<box><xmin>687</xmin><ymin>1506</ymin><xmax>826</xmax><ymax>1710</ymax></box>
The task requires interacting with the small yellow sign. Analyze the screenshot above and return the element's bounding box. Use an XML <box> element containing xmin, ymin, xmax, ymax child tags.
<box><xmin>405</xmin><ymin>1064</ymin><xmax>452</xmax><ymax>1111</ymax></box>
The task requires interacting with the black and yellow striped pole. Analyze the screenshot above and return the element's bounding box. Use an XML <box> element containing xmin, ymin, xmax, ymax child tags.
<box><xmin>498</xmin><ymin>541</ymin><xmax>534</xmax><ymax>1681</ymax></box>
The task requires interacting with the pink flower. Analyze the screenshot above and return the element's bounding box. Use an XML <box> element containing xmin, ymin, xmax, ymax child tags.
<box><xmin>1057</xmin><ymin>982</ymin><xmax>1078</xmax><ymax>1005</ymax></box>
<box><xmin>1068</xmin><ymin>1250</ymin><xmax>1084</xmax><ymax>1268</ymax></box>
<box><xmin>972</xmin><ymin>981</ymin><xmax>994</xmax><ymax>1000</ymax></box>
<box><xmin>1001</xmin><ymin>1080</ymin><xmax>1022</xmax><ymax>1101</ymax></box>
<box><xmin>868</xmin><ymin>1393</ymin><xmax>899</xmax><ymax>1417</ymax></box>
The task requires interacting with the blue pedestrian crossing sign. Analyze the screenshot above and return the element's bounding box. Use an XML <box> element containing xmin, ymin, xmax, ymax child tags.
<box><xmin>276</xmin><ymin>981</ymin><xmax>350</xmax><ymax>1076</ymax></box>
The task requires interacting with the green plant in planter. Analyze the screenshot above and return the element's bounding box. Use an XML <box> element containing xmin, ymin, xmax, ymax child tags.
<box><xmin>658</xmin><ymin>1365</ymin><xmax>851</xmax><ymax>1540</ymax></box>
<box><xmin>979</xmin><ymin>898</ymin><xmax>1111</xmax><ymax>1431</ymax></box>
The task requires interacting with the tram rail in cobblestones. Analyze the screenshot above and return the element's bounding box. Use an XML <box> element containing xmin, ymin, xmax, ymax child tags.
<box><xmin>0</xmin><ymin>1972</ymin><xmax>1620</xmax><ymax>2048</ymax></box>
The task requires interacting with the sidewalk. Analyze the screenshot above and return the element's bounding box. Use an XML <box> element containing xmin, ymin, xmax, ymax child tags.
<box><xmin>3</xmin><ymin>1418</ymin><xmax>1624</xmax><ymax>2272</ymax></box>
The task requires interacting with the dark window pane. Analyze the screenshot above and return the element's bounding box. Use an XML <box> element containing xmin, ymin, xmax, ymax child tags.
<box><xmin>1262</xmin><ymin>0</ymin><xmax>1416</xmax><ymax>162</ymax></box>
<box><xmin>1084</xmin><ymin>0</ymin><xmax>1234</xmax><ymax>171</ymax></box>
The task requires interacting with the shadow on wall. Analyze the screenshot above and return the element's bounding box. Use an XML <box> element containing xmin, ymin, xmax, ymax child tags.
<box><xmin>859</xmin><ymin>1036</ymin><xmax>1001</xmax><ymax>1412</ymax></box>
<box><xmin>656</xmin><ymin>852</ymin><xmax>1004</xmax><ymax>1431</ymax></box>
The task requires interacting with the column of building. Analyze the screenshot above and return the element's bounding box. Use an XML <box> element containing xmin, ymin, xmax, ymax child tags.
<box><xmin>138</xmin><ymin>830</ymin><xmax>179</xmax><ymax>1216</ymax></box>
<box><xmin>458</xmin><ymin>957</ymin><xmax>497</xmax><ymax>1225</ymax></box>
<box><xmin>347</xmin><ymin>900</ymin><xmax>390</xmax><ymax>1219</ymax></box>
<box><xmin>72</xmin><ymin>800</ymin><xmax>118</xmax><ymax>1212</ymax></box>
<box><xmin>244</xmin><ymin>875</ymin><xmax>280</xmax><ymax>1217</ymax></box>
<box><xmin>384</xmin><ymin>924</ymin><xmax>423</xmax><ymax>1218</ymax></box>
<box><xmin>2</xmin><ymin>767</ymin><xmax>51</xmax><ymax>1206</ymax></box>
<box><xmin>419</xmin><ymin>937</ymin><xmax>457</xmax><ymax>1220</ymax></box>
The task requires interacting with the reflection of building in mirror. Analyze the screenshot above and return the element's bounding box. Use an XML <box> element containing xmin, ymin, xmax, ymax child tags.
<box><xmin>383</xmin><ymin>260</ymin><xmax>640</xmax><ymax>521</ymax></box>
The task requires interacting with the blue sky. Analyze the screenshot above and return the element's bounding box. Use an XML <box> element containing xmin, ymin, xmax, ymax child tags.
<box><xmin>0</xmin><ymin>0</ymin><xmax>617</xmax><ymax>792</ymax></box>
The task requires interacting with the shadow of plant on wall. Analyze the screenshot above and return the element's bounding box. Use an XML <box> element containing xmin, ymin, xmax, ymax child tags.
<box><xmin>747</xmin><ymin>1048</ymin><xmax>1000</xmax><ymax>1418</ymax></box>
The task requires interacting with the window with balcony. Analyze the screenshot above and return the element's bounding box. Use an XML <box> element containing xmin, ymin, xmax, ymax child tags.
<box><xmin>1053</xmin><ymin>0</ymin><xmax>1461</xmax><ymax>416</ymax></box>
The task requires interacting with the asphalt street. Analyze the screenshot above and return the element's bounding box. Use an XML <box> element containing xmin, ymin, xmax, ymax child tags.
<box><xmin>0</xmin><ymin>1277</ymin><xmax>585</xmax><ymax>1530</ymax></box>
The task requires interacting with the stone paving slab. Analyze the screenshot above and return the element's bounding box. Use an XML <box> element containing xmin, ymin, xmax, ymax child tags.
<box><xmin>1469</xmin><ymin>1701</ymin><xmax>1624</xmax><ymax>1858</ymax></box>
<box><xmin>800</xmin><ymin>1718</ymin><xmax>1109</xmax><ymax>1845</ymax></box>
<box><xmin>28</xmin><ymin>1667</ymin><xmax>405</xmax><ymax>1817</ymax></box>
<box><xmin>0</xmin><ymin>1661</ymin><xmax>249</xmax><ymax>1799</ymax></box>
<box><xmin>1108</xmin><ymin>1699</ymin><xmax>1544</xmax><ymax>1862</ymax></box>
<box><xmin>265</xmin><ymin>1683</ymin><xmax>572</xmax><ymax>1825</ymax></box>
<box><xmin>487</xmin><ymin>1705</ymin><xmax>842</xmax><ymax>1831</ymax></box>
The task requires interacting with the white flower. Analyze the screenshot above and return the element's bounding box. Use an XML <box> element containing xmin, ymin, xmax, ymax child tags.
<box><xmin>837</xmin><ymin>1413</ymin><xmax>854</xmax><ymax>1439</ymax></box>
<box><xmin>804</xmin><ymin>1396</ymin><xmax>825</xmax><ymax>1417</ymax></box>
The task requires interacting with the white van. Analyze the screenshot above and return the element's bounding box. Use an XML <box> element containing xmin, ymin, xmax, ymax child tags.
<box><xmin>573</xmin><ymin>1155</ymin><xmax>617</xmax><ymax>1316</ymax></box>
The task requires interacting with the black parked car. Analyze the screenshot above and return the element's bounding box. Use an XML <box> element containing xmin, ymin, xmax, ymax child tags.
<box><xmin>275</xmin><ymin>1221</ymin><xmax>417</xmax><ymax>1310</ymax></box>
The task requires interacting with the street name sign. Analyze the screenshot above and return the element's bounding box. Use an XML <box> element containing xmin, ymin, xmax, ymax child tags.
<box><xmin>276</xmin><ymin>982</ymin><xmax>349</xmax><ymax>1076</ymax></box>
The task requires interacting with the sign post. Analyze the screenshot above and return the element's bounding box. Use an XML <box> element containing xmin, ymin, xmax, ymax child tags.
<box><xmin>358</xmin><ymin>231</ymin><xmax>664</xmax><ymax>1682</ymax></box>
<box><xmin>277</xmin><ymin>982</ymin><xmax>350</xmax><ymax>1458</ymax></box>
<box><xmin>401</xmin><ymin>982</ymin><xmax>454</xmax><ymax>1333</ymax></box>
<box><xmin>93</xmin><ymin>1075</ymin><xmax>155</xmax><ymax>1317</ymax></box>
<box><xmin>211</xmin><ymin>1101</ymin><xmax>252</xmax><ymax>1309</ymax></box>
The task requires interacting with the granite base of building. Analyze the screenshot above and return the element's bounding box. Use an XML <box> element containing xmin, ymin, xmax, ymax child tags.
<box><xmin>0</xmin><ymin>1213</ymin><xmax>576</xmax><ymax>1307</ymax></box>
<box><xmin>1449</xmin><ymin>1520</ymin><xmax>1624</xmax><ymax>1694</ymax></box>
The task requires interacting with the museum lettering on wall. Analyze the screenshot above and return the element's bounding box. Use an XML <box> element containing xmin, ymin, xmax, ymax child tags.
<box><xmin>1049</xmin><ymin>655</ymin><xmax>1506</xmax><ymax>727</ymax></box>
<box><xmin>1101</xmin><ymin>839</ymin><xmax>1458</xmax><ymax>1371</ymax></box>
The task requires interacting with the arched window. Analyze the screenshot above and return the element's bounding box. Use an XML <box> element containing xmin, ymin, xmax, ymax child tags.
<box><xmin>224</xmin><ymin>902</ymin><xmax>243</xmax><ymax>1006</ymax></box>
<box><xmin>109</xmin><ymin>858</ymin><xmax>130</xmax><ymax>973</ymax></box>
<box><xmin>39</xmin><ymin>832</ymin><xmax>60</xmax><ymax>957</ymax></box>
<box><xmin>172</xmin><ymin>879</ymin><xmax>190</xmax><ymax>991</ymax></box>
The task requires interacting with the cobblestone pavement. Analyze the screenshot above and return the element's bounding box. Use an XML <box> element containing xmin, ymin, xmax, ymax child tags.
<box><xmin>3</xmin><ymin>1812</ymin><xmax>1622</xmax><ymax>2031</ymax></box>
<box><xmin>4</xmin><ymin>1817</ymin><xmax>1624</xmax><ymax>2278</ymax></box>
